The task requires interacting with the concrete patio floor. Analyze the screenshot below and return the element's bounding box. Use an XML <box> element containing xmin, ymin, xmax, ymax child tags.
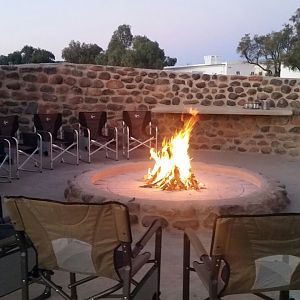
<box><xmin>1</xmin><ymin>149</ymin><xmax>300</xmax><ymax>299</ymax></box>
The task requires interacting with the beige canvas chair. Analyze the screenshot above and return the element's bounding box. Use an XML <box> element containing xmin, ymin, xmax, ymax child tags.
<box><xmin>183</xmin><ymin>214</ymin><xmax>300</xmax><ymax>300</ymax></box>
<box><xmin>5</xmin><ymin>196</ymin><xmax>162</xmax><ymax>300</ymax></box>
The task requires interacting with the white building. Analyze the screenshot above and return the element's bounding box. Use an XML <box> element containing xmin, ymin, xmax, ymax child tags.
<box><xmin>164</xmin><ymin>55</ymin><xmax>300</xmax><ymax>78</ymax></box>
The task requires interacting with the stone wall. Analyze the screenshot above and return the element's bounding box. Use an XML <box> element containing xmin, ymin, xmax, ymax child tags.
<box><xmin>0</xmin><ymin>63</ymin><xmax>300</xmax><ymax>157</ymax></box>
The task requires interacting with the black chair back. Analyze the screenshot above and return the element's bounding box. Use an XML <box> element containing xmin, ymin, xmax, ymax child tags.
<box><xmin>33</xmin><ymin>113</ymin><xmax>62</xmax><ymax>139</ymax></box>
<box><xmin>0</xmin><ymin>115</ymin><xmax>19</xmax><ymax>137</ymax></box>
<box><xmin>78</xmin><ymin>112</ymin><xmax>107</xmax><ymax>140</ymax></box>
<box><xmin>123</xmin><ymin>111</ymin><xmax>151</xmax><ymax>139</ymax></box>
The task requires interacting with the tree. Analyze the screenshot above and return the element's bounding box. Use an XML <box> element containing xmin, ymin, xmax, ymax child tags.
<box><xmin>128</xmin><ymin>35</ymin><xmax>169</xmax><ymax>69</ymax></box>
<box><xmin>0</xmin><ymin>45</ymin><xmax>55</xmax><ymax>65</ymax></box>
<box><xmin>95</xmin><ymin>24</ymin><xmax>177</xmax><ymax>69</ymax></box>
<box><xmin>110</xmin><ymin>24</ymin><xmax>133</xmax><ymax>49</ymax></box>
<box><xmin>284</xmin><ymin>8</ymin><xmax>300</xmax><ymax>71</ymax></box>
<box><xmin>237</xmin><ymin>25</ymin><xmax>295</xmax><ymax>77</ymax></box>
<box><xmin>0</xmin><ymin>55</ymin><xmax>8</xmax><ymax>65</ymax></box>
<box><xmin>96</xmin><ymin>25</ymin><xmax>133</xmax><ymax>66</ymax></box>
<box><xmin>6</xmin><ymin>51</ymin><xmax>23</xmax><ymax>65</ymax></box>
<box><xmin>31</xmin><ymin>49</ymin><xmax>55</xmax><ymax>63</ymax></box>
<box><xmin>62</xmin><ymin>40</ymin><xmax>103</xmax><ymax>64</ymax></box>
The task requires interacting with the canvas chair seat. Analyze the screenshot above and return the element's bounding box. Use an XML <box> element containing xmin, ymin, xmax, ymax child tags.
<box><xmin>183</xmin><ymin>214</ymin><xmax>300</xmax><ymax>300</ymax></box>
<box><xmin>122</xmin><ymin>111</ymin><xmax>158</xmax><ymax>159</ymax></box>
<box><xmin>4</xmin><ymin>196</ymin><xmax>162</xmax><ymax>300</ymax></box>
<box><xmin>78</xmin><ymin>111</ymin><xmax>119</xmax><ymax>162</ymax></box>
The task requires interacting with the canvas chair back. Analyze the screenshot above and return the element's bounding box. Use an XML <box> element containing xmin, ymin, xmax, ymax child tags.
<box><xmin>78</xmin><ymin>112</ymin><xmax>107</xmax><ymax>140</ymax></box>
<box><xmin>33</xmin><ymin>113</ymin><xmax>62</xmax><ymax>139</ymax></box>
<box><xmin>211</xmin><ymin>214</ymin><xmax>300</xmax><ymax>296</ymax></box>
<box><xmin>4</xmin><ymin>196</ymin><xmax>132</xmax><ymax>280</ymax></box>
<box><xmin>123</xmin><ymin>111</ymin><xmax>151</xmax><ymax>139</ymax></box>
<box><xmin>0</xmin><ymin>115</ymin><xmax>19</xmax><ymax>137</ymax></box>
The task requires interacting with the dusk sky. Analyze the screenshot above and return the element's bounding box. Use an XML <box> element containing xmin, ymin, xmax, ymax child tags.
<box><xmin>1</xmin><ymin>0</ymin><xmax>299</xmax><ymax>66</ymax></box>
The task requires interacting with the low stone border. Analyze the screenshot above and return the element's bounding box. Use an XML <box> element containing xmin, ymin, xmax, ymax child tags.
<box><xmin>65</xmin><ymin>161</ymin><xmax>290</xmax><ymax>230</ymax></box>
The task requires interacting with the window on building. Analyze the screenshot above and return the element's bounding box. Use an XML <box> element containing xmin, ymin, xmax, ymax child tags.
<box><xmin>236</xmin><ymin>71</ymin><xmax>240</xmax><ymax>75</ymax></box>
<box><xmin>250</xmin><ymin>72</ymin><xmax>254</xmax><ymax>75</ymax></box>
<box><xmin>259</xmin><ymin>71</ymin><xmax>263</xmax><ymax>75</ymax></box>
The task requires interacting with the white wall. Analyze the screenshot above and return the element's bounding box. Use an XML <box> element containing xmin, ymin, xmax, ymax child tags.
<box><xmin>165</xmin><ymin>62</ymin><xmax>256</xmax><ymax>76</ymax></box>
<box><xmin>226</xmin><ymin>62</ymin><xmax>257</xmax><ymax>76</ymax></box>
<box><xmin>280</xmin><ymin>66</ymin><xmax>300</xmax><ymax>79</ymax></box>
<box><xmin>165</xmin><ymin>59</ymin><xmax>300</xmax><ymax>78</ymax></box>
<box><xmin>164</xmin><ymin>64</ymin><xmax>226</xmax><ymax>75</ymax></box>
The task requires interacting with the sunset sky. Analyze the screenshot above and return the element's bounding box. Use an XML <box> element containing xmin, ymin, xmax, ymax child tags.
<box><xmin>1</xmin><ymin>0</ymin><xmax>299</xmax><ymax>65</ymax></box>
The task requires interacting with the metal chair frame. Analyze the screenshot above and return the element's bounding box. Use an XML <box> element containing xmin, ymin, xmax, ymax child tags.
<box><xmin>1</xmin><ymin>115</ymin><xmax>43</xmax><ymax>181</ymax></box>
<box><xmin>17</xmin><ymin>132</ymin><xmax>43</xmax><ymax>175</ymax></box>
<box><xmin>80</xmin><ymin>124</ymin><xmax>119</xmax><ymax>163</ymax></box>
<box><xmin>34</xmin><ymin>113</ymin><xmax>79</xmax><ymax>170</ymax></box>
<box><xmin>122</xmin><ymin>111</ymin><xmax>158</xmax><ymax>160</ymax></box>
<box><xmin>0</xmin><ymin>138</ymin><xmax>17</xmax><ymax>183</ymax></box>
<box><xmin>78</xmin><ymin>111</ymin><xmax>119</xmax><ymax>163</ymax></box>
<box><xmin>38</xmin><ymin>130</ymin><xmax>79</xmax><ymax>170</ymax></box>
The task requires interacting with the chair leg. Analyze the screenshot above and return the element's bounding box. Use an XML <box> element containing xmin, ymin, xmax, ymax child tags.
<box><xmin>183</xmin><ymin>233</ymin><xmax>190</xmax><ymax>300</ymax></box>
<box><xmin>115</xmin><ymin>129</ymin><xmax>119</xmax><ymax>160</ymax></box>
<box><xmin>75</xmin><ymin>131</ymin><xmax>79</xmax><ymax>166</ymax></box>
<box><xmin>127</xmin><ymin>131</ymin><xmax>130</xmax><ymax>160</ymax></box>
<box><xmin>279</xmin><ymin>291</ymin><xmax>290</xmax><ymax>300</ymax></box>
<box><xmin>70</xmin><ymin>273</ymin><xmax>77</xmax><ymax>300</ymax></box>
<box><xmin>49</xmin><ymin>141</ymin><xmax>53</xmax><ymax>170</ymax></box>
<box><xmin>18</xmin><ymin>233</ymin><xmax>29</xmax><ymax>300</ymax></box>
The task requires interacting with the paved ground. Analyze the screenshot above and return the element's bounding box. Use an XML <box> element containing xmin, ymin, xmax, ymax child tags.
<box><xmin>1</xmin><ymin>149</ymin><xmax>300</xmax><ymax>299</ymax></box>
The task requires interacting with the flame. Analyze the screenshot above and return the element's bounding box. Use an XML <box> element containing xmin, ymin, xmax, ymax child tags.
<box><xmin>144</xmin><ymin>110</ymin><xmax>204</xmax><ymax>191</ymax></box>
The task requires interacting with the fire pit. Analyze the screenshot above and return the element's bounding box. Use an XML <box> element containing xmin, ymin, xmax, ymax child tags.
<box><xmin>65</xmin><ymin>111</ymin><xmax>289</xmax><ymax>230</ymax></box>
<box><xmin>65</xmin><ymin>161</ymin><xmax>289</xmax><ymax>229</ymax></box>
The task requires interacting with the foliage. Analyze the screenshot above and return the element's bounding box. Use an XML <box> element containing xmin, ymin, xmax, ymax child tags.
<box><xmin>284</xmin><ymin>8</ymin><xmax>300</xmax><ymax>71</ymax></box>
<box><xmin>95</xmin><ymin>24</ymin><xmax>177</xmax><ymax>69</ymax></box>
<box><xmin>237</xmin><ymin>26</ymin><xmax>295</xmax><ymax>77</ymax></box>
<box><xmin>0</xmin><ymin>45</ymin><xmax>55</xmax><ymax>65</ymax></box>
<box><xmin>109</xmin><ymin>24</ymin><xmax>133</xmax><ymax>49</ymax></box>
<box><xmin>62</xmin><ymin>40</ymin><xmax>103</xmax><ymax>64</ymax></box>
<box><xmin>237</xmin><ymin>7</ymin><xmax>300</xmax><ymax>76</ymax></box>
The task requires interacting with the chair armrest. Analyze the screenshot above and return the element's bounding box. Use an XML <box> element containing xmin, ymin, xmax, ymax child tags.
<box><xmin>71</xmin><ymin>123</ymin><xmax>80</xmax><ymax>130</ymax></box>
<box><xmin>185</xmin><ymin>228</ymin><xmax>211</xmax><ymax>269</ymax></box>
<box><xmin>117</xmin><ymin>120</ymin><xmax>125</xmax><ymax>128</ymax></box>
<box><xmin>36</xmin><ymin>130</ymin><xmax>53</xmax><ymax>142</ymax></box>
<box><xmin>132</xmin><ymin>218</ymin><xmax>162</xmax><ymax>258</ymax></box>
<box><xmin>0</xmin><ymin>235</ymin><xmax>16</xmax><ymax>249</ymax></box>
<box><xmin>0</xmin><ymin>136</ymin><xmax>18</xmax><ymax>146</ymax></box>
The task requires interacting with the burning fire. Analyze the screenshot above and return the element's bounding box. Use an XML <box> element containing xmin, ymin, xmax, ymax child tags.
<box><xmin>144</xmin><ymin>110</ymin><xmax>204</xmax><ymax>191</ymax></box>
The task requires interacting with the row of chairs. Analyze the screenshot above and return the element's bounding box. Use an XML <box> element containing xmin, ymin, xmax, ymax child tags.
<box><xmin>1</xmin><ymin>195</ymin><xmax>298</xmax><ymax>299</ymax></box>
<box><xmin>0</xmin><ymin>111</ymin><xmax>158</xmax><ymax>182</ymax></box>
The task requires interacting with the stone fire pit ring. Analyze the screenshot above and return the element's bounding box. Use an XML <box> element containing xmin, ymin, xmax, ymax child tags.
<box><xmin>65</xmin><ymin>161</ymin><xmax>289</xmax><ymax>230</ymax></box>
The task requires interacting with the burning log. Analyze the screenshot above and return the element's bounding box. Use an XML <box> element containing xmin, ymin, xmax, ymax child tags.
<box><xmin>143</xmin><ymin>110</ymin><xmax>205</xmax><ymax>191</ymax></box>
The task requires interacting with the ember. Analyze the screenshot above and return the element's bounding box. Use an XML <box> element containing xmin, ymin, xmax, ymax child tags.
<box><xmin>144</xmin><ymin>110</ymin><xmax>205</xmax><ymax>191</ymax></box>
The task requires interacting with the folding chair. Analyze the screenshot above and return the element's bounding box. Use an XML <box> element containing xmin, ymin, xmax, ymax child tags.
<box><xmin>122</xmin><ymin>111</ymin><xmax>158</xmax><ymax>159</ymax></box>
<box><xmin>78</xmin><ymin>111</ymin><xmax>119</xmax><ymax>162</ymax></box>
<box><xmin>0</xmin><ymin>115</ymin><xmax>19</xmax><ymax>182</ymax></box>
<box><xmin>33</xmin><ymin>113</ymin><xmax>79</xmax><ymax>169</ymax></box>
<box><xmin>17</xmin><ymin>131</ymin><xmax>43</xmax><ymax>174</ymax></box>
<box><xmin>5</xmin><ymin>196</ymin><xmax>163</xmax><ymax>300</ymax></box>
<box><xmin>0</xmin><ymin>196</ymin><xmax>50</xmax><ymax>299</ymax></box>
<box><xmin>183</xmin><ymin>214</ymin><xmax>300</xmax><ymax>300</ymax></box>
<box><xmin>0</xmin><ymin>115</ymin><xmax>43</xmax><ymax>181</ymax></box>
